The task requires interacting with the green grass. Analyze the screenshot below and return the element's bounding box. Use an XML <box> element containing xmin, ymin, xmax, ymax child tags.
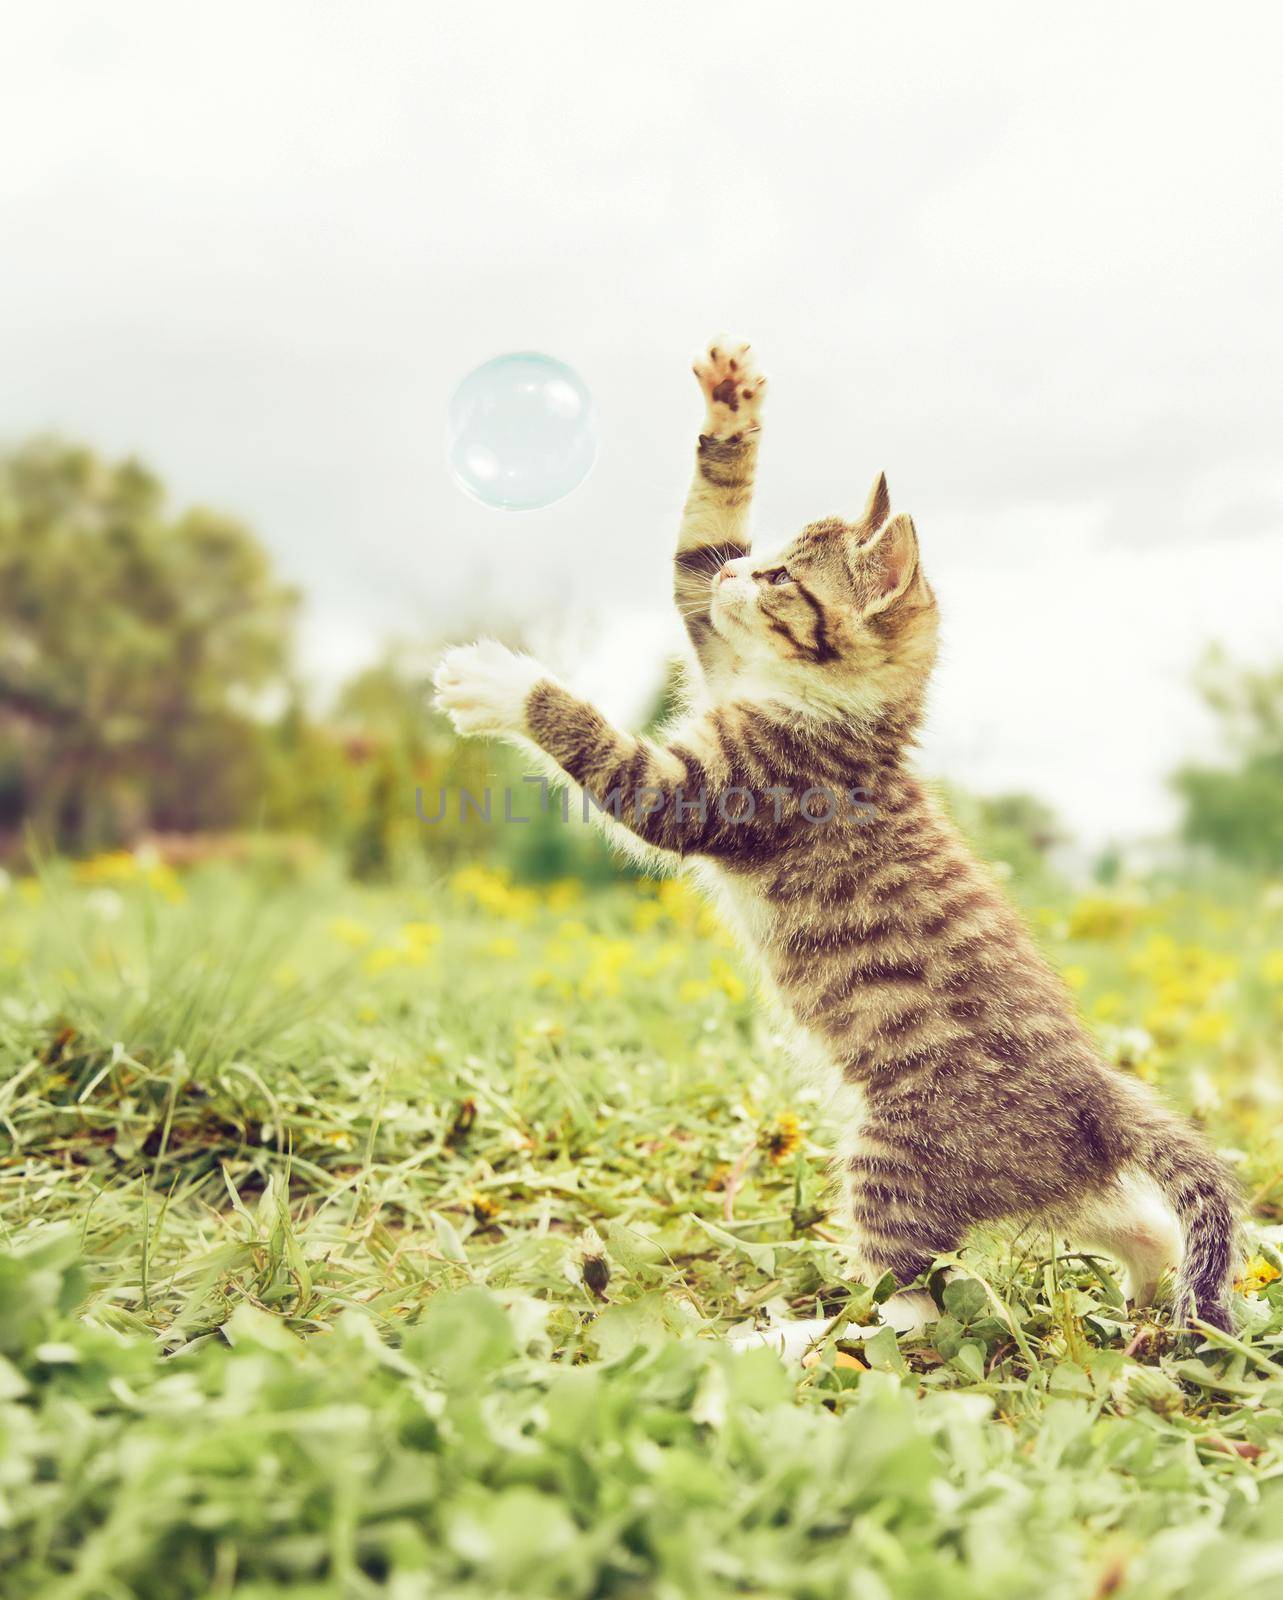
<box><xmin>4</xmin><ymin>857</ymin><xmax>1283</xmax><ymax>1597</ymax></box>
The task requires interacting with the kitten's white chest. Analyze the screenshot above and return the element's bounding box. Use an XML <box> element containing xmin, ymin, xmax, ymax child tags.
<box><xmin>687</xmin><ymin>860</ymin><xmax>862</xmax><ymax>1119</ymax></box>
<box><xmin>688</xmin><ymin>861</ymin><xmax>773</xmax><ymax>969</ymax></box>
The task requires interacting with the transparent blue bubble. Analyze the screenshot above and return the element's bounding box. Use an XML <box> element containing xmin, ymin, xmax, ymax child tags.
<box><xmin>446</xmin><ymin>352</ymin><xmax>597</xmax><ymax>511</ymax></box>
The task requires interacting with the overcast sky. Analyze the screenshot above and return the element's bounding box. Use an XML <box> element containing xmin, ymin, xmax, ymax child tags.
<box><xmin>3</xmin><ymin>3</ymin><xmax>1281</xmax><ymax>847</ymax></box>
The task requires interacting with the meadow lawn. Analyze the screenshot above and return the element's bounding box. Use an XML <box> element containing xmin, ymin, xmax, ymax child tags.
<box><xmin>4</xmin><ymin>854</ymin><xmax>1283</xmax><ymax>1598</ymax></box>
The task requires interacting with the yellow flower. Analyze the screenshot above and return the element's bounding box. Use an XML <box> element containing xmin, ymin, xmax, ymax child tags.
<box><xmin>1187</xmin><ymin>1010</ymin><xmax>1232</xmax><ymax>1047</ymax></box>
<box><xmin>71</xmin><ymin>851</ymin><xmax>182</xmax><ymax>901</ymax></box>
<box><xmin>1133</xmin><ymin>938</ymin><xmax>1236</xmax><ymax>999</ymax></box>
<box><xmin>328</xmin><ymin>916</ymin><xmax>373</xmax><ymax>947</ymax></box>
<box><xmin>758</xmin><ymin>1111</ymin><xmax>803</xmax><ymax>1165</ymax></box>
<box><xmin>487</xmin><ymin>936</ymin><xmax>520</xmax><ymax>960</ymax></box>
<box><xmin>580</xmin><ymin>937</ymin><xmax>633</xmax><ymax>997</ymax></box>
<box><xmin>1236</xmin><ymin>1255</ymin><xmax>1281</xmax><ymax>1295</ymax></box>
<box><xmin>1129</xmin><ymin>934</ymin><xmax>1178</xmax><ymax>977</ymax></box>
<box><xmin>1261</xmin><ymin>951</ymin><xmax>1283</xmax><ymax>986</ymax></box>
<box><xmin>1062</xmin><ymin>965</ymin><xmax>1089</xmax><ymax>992</ymax></box>
<box><xmin>710</xmin><ymin>956</ymin><xmax>747</xmax><ymax>1002</ymax></box>
<box><xmin>400</xmin><ymin>921</ymin><xmax>441</xmax><ymax>948</ymax></box>
<box><xmin>74</xmin><ymin>851</ymin><xmax>138</xmax><ymax>884</ymax></box>
<box><xmin>1066</xmin><ymin>895</ymin><xmax>1139</xmax><ymax>942</ymax></box>
<box><xmin>543</xmin><ymin>879</ymin><xmax>582</xmax><ymax>912</ymax></box>
<box><xmin>364</xmin><ymin>936</ymin><xmax>431</xmax><ymax>974</ymax></box>
<box><xmin>657</xmin><ymin>878</ymin><xmax>703</xmax><ymax>930</ymax></box>
<box><xmin>145</xmin><ymin>861</ymin><xmax>185</xmax><ymax>903</ymax></box>
<box><xmin>450</xmin><ymin>864</ymin><xmax>538</xmax><ymax>921</ymax></box>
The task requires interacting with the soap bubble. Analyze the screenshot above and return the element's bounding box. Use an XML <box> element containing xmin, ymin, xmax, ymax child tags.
<box><xmin>447</xmin><ymin>352</ymin><xmax>596</xmax><ymax>510</ymax></box>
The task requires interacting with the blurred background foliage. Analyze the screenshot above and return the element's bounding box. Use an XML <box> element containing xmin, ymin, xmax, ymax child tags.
<box><xmin>1</xmin><ymin>436</ymin><xmax>1276</xmax><ymax>894</ymax></box>
<box><xmin>1173</xmin><ymin>647</ymin><xmax>1283</xmax><ymax>874</ymax></box>
<box><xmin>0</xmin><ymin>439</ymin><xmax>622</xmax><ymax>885</ymax></box>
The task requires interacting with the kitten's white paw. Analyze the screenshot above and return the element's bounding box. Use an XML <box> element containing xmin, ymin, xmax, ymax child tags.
<box><xmin>727</xmin><ymin>1316</ymin><xmax>838</xmax><ymax>1363</ymax></box>
<box><xmin>726</xmin><ymin>1291</ymin><xmax>935</xmax><ymax>1365</ymax></box>
<box><xmin>432</xmin><ymin>640</ymin><xmax>547</xmax><ymax>737</ymax></box>
<box><xmin>693</xmin><ymin>338</ymin><xmax>766</xmax><ymax>439</ymax></box>
<box><xmin>870</xmin><ymin>1290</ymin><xmax>936</xmax><ymax>1336</ymax></box>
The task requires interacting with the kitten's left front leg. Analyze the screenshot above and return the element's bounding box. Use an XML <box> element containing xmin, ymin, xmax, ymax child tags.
<box><xmin>434</xmin><ymin>642</ymin><xmax>727</xmax><ymax>858</ymax></box>
<box><xmin>432</xmin><ymin>639</ymin><xmax>549</xmax><ymax>737</ymax></box>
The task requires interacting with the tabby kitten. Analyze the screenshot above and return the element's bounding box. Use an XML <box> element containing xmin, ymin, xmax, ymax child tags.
<box><xmin>434</xmin><ymin>339</ymin><xmax>1239</xmax><ymax>1345</ymax></box>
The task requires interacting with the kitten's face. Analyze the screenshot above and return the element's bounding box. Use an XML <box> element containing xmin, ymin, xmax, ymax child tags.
<box><xmin>708</xmin><ymin>478</ymin><xmax>938</xmax><ymax>707</ymax></box>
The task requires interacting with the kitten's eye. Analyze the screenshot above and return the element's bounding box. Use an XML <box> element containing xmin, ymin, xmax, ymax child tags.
<box><xmin>765</xmin><ymin>568</ymin><xmax>792</xmax><ymax>586</ymax></box>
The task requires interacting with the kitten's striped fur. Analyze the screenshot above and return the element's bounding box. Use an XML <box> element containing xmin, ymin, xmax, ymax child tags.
<box><xmin>435</xmin><ymin>339</ymin><xmax>1240</xmax><ymax>1335</ymax></box>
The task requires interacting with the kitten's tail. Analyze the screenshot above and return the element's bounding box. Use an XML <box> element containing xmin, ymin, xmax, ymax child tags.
<box><xmin>1140</xmin><ymin>1122</ymin><xmax>1239</xmax><ymax>1333</ymax></box>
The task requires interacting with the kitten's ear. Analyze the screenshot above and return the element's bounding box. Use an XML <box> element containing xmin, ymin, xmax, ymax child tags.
<box><xmin>861</xmin><ymin>471</ymin><xmax>891</xmax><ymax>531</ymax></box>
<box><xmin>858</xmin><ymin>512</ymin><xmax>920</xmax><ymax>616</ymax></box>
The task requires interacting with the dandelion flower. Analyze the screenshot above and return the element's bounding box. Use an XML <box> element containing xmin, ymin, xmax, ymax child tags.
<box><xmin>1236</xmin><ymin>1256</ymin><xmax>1281</xmax><ymax>1295</ymax></box>
<box><xmin>758</xmin><ymin>1110</ymin><xmax>802</xmax><ymax>1165</ymax></box>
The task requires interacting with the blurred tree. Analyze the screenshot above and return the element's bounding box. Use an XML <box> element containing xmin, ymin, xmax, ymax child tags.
<box><xmin>0</xmin><ymin>439</ymin><xmax>298</xmax><ymax>855</ymax></box>
<box><xmin>1172</xmin><ymin>646</ymin><xmax>1283</xmax><ymax>871</ymax></box>
<box><xmin>333</xmin><ymin>647</ymin><xmax>436</xmax><ymax>879</ymax></box>
<box><xmin>937</xmin><ymin>782</ymin><xmax>1068</xmax><ymax>895</ymax></box>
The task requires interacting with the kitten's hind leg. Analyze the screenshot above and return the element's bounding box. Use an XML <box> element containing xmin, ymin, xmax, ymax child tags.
<box><xmin>1070</xmin><ymin>1168</ymin><xmax>1182</xmax><ymax>1308</ymax></box>
<box><xmin>676</xmin><ymin>339</ymin><xmax>766</xmax><ymax>678</ymax></box>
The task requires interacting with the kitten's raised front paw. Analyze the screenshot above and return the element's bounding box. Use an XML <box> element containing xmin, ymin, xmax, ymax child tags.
<box><xmin>693</xmin><ymin>339</ymin><xmax>766</xmax><ymax>439</ymax></box>
<box><xmin>432</xmin><ymin>640</ymin><xmax>547</xmax><ymax>737</ymax></box>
